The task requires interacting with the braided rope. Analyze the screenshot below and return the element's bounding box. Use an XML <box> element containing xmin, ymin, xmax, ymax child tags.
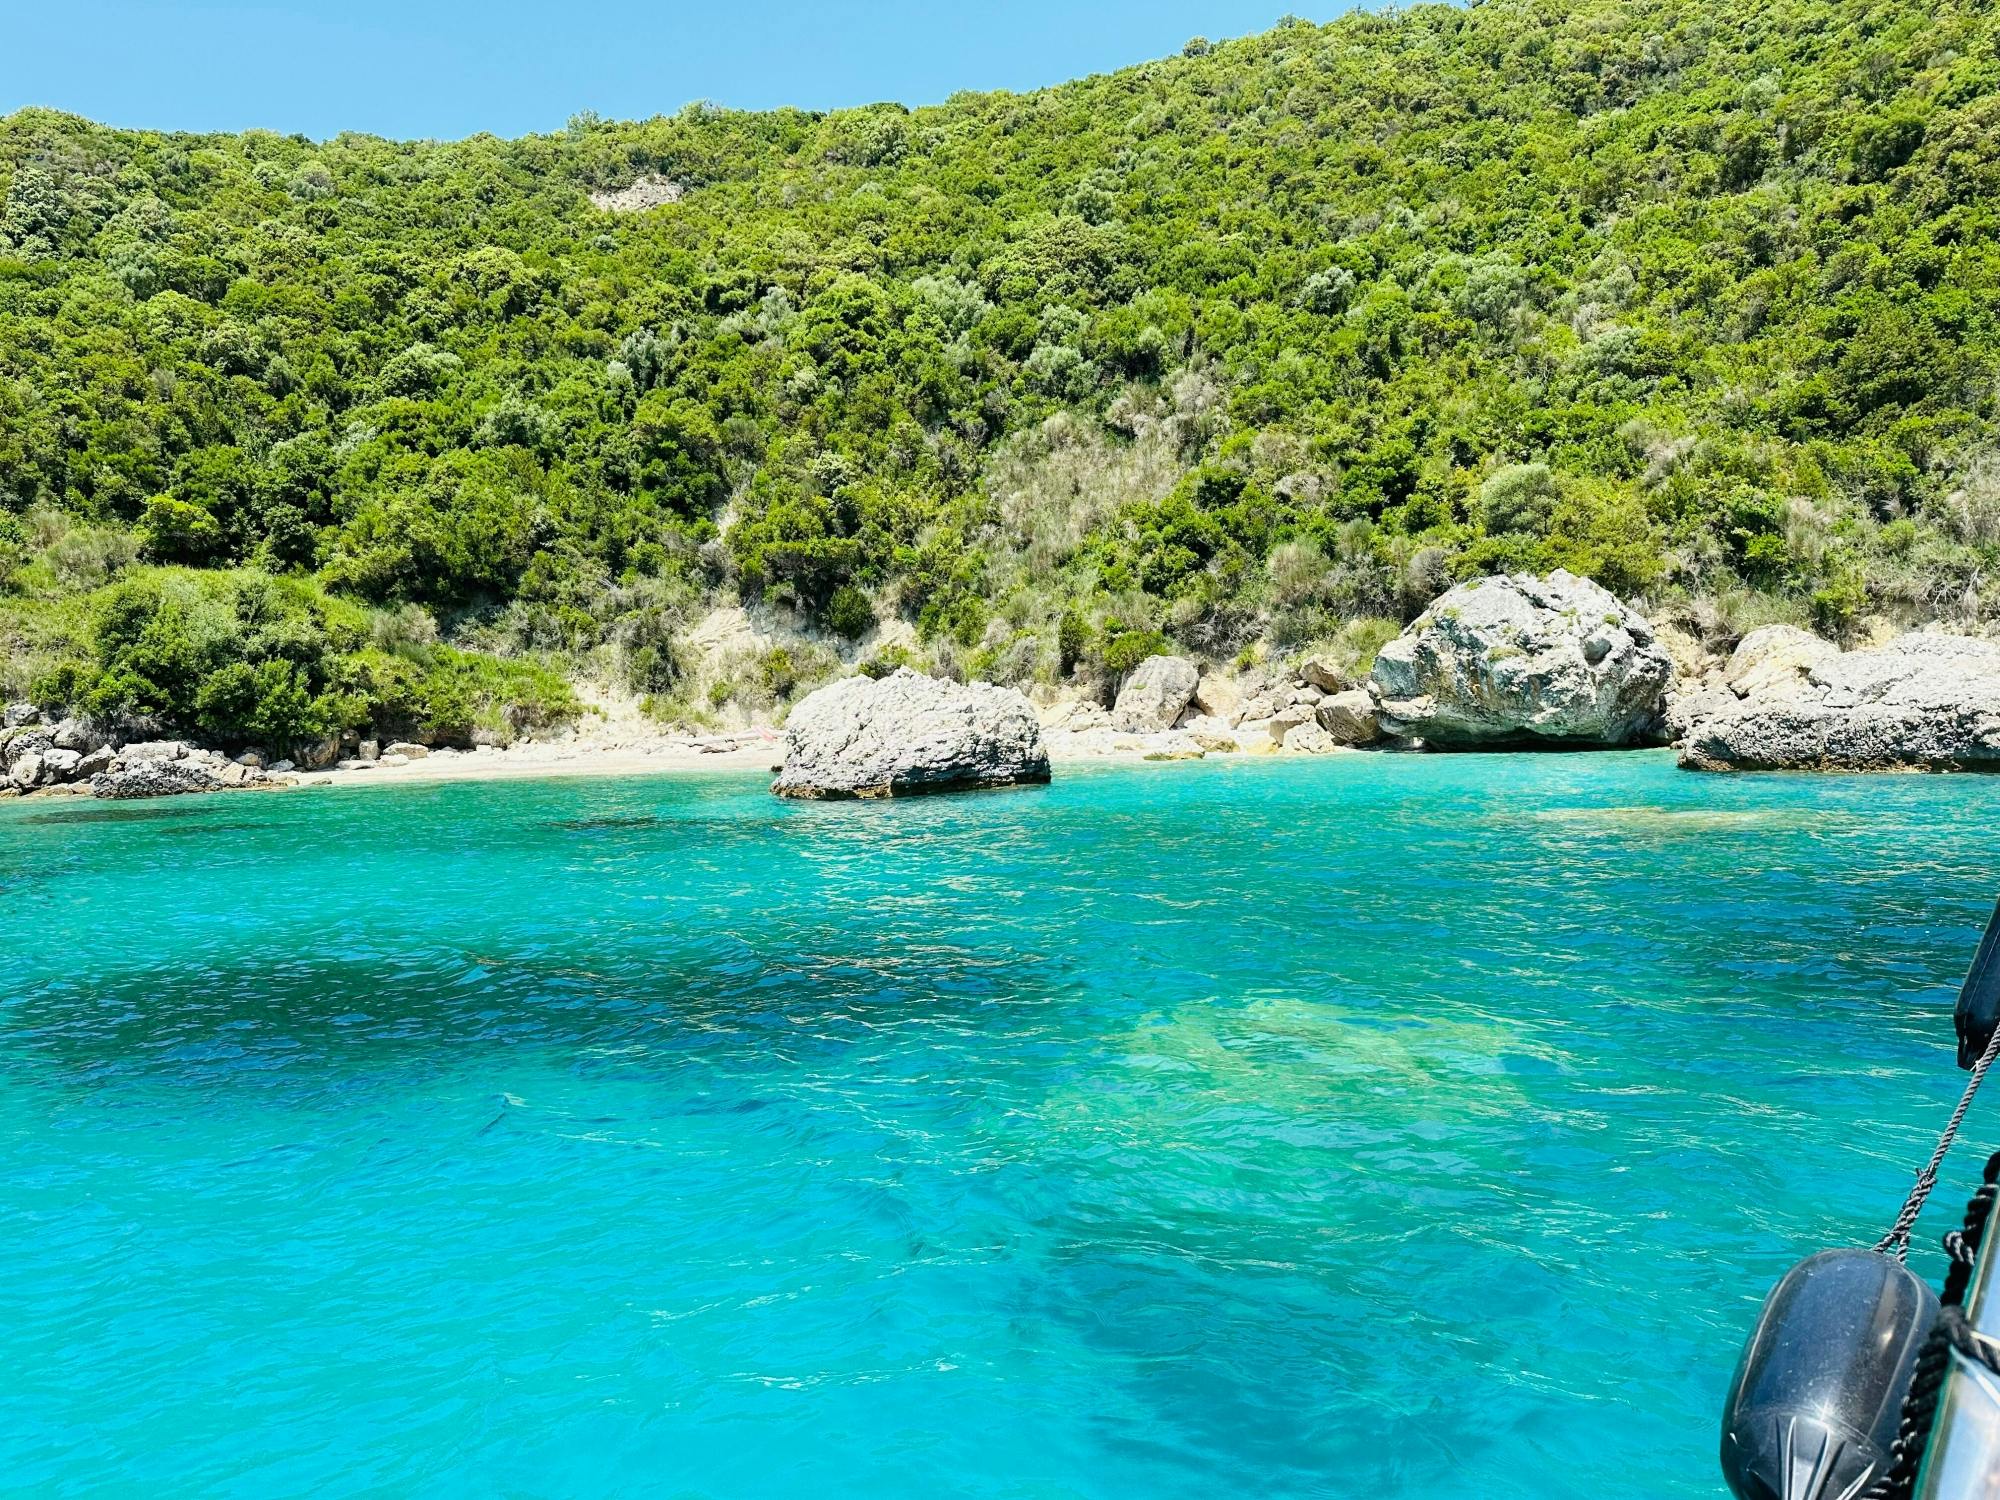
<box><xmin>1878</xmin><ymin>1029</ymin><xmax>2000</xmax><ymax>1261</ymax></box>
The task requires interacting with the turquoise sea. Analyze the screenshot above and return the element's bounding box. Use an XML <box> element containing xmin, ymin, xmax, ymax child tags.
<box><xmin>5</xmin><ymin>752</ymin><xmax>1999</xmax><ymax>1498</ymax></box>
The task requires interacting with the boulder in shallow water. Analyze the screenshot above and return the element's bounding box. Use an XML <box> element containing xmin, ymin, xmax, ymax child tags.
<box><xmin>1679</xmin><ymin>631</ymin><xmax>2000</xmax><ymax>772</ymax></box>
<box><xmin>773</xmin><ymin>668</ymin><xmax>1050</xmax><ymax>800</ymax></box>
<box><xmin>1370</xmin><ymin>570</ymin><xmax>1671</xmax><ymax>748</ymax></box>
<box><xmin>92</xmin><ymin>759</ymin><xmax>222</xmax><ymax>800</ymax></box>
<box><xmin>1112</xmin><ymin>654</ymin><xmax>1200</xmax><ymax>732</ymax></box>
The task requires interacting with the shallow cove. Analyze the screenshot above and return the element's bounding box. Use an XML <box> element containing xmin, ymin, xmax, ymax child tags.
<box><xmin>4</xmin><ymin>752</ymin><xmax>1999</xmax><ymax>1498</ymax></box>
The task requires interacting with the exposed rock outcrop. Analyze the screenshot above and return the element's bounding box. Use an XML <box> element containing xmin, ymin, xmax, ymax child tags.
<box><xmin>10</xmin><ymin>751</ymin><xmax>45</xmax><ymax>790</ymax></box>
<box><xmin>1370</xmin><ymin>571</ymin><xmax>1672</xmax><ymax>748</ymax></box>
<box><xmin>1678</xmin><ymin>630</ymin><xmax>2000</xmax><ymax>772</ymax></box>
<box><xmin>588</xmin><ymin>174</ymin><xmax>685</xmax><ymax>213</ymax></box>
<box><xmin>119</xmin><ymin>739</ymin><xmax>190</xmax><ymax>764</ymax></box>
<box><xmin>1723</xmin><ymin>625</ymin><xmax>1841</xmax><ymax>703</ymax></box>
<box><xmin>1283</xmin><ymin>721</ymin><xmax>1338</xmax><ymax>754</ymax></box>
<box><xmin>1191</xmin><ymin>671</ymin><xmax>1246</xmax><ymax>722</ymax></box>
<box><xmin>1296</xmin><ymin>655</ymin><xmax>1350</xmax><ymax>694</ymax></box>
<box><xmin>1316</xmin><ymin>690</ymin><xmax>1382</xmax><ymax>746</ymax></box>
<box><xmin>0</xmin><ymin>708</ymin><xmax>293</xmax><ymax>799</ymax></box>
<box><xmin>773</xmin><ymin>668</ymin><xmax>1051</xmax><ymax>799</ymax></box>
<box><xmin>91</xmin><ymin>758</ymin><xmax>225</xmax><ymax>800</ymax></box>
<box><xmin>0</xmin><ymin>724</ymin><xmax>53</xmax><ymax>778</ymax></box>
<box><xmin>297</xmin><ymin>737</ymin><xmax>342</xmax><ymax>770</ymax></box>
<box><xmin>50</xmin><ymin>718</ymin><xmax>104</xmax><ymax>753</ymax></box>
<box><xmin>1112</xmin><ymin>654</ymin><xmax>1200</xmax><ymax>732</ymax></box>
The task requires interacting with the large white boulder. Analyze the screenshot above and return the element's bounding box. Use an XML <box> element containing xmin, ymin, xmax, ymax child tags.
<box><xmin>1370</xmin><ymin>570</ymin><xmax>1672</xmax><ymax>748</ymax></box>
<box><xmin>773</xmin><ymin>669</ymin><xmax>1051</xmax><ymax>799</ymax></box>
<box><xmin>1679</xmin><ymin>631</ymin><xmax>2000</xmax><ymax>771</ymax></box>
<box><xmin>1112</xmin><ymin>654</ymin><xmax>1200</xmax><ymax>732</ymax></box>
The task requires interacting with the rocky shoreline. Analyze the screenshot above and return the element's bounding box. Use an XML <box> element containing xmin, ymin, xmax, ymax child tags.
<box><xmin>1673</xmin><ymin>626</ymin><xmax>2000</xmax><ymax>772</ymax></box>
<box><xmin>7</xmin><ymin>569</ymin><xmax>1998</xmax><ymax>806</ymax></box>
<box><xmin>774</xmin><ymin>570</ymin><xmax>2000</xmax><ymax>793</ymax></box>
<box><xmin>1045</xmin><ymin>571</ymin><xmax>2000</xmax><ymax>775</ymax></box>
<box><xmin>0</xmin><ymin>712</ymin><xmax>289</xmax><ymax>801</ymax></box>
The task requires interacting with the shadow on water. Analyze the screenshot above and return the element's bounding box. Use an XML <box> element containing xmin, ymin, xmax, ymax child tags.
<box><xmin>0</xmin><ymin>921</ymin><xmax>1058</xmax><ymax>1089</ymax></box>
<box><xmin>22</xmin><ymin>804</ymin><xmax>211</xmax><ymax>827</ymax></box>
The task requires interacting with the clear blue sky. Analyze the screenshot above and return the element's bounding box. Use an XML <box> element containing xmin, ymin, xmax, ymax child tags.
<box><xmin>5</xmin><ymin>2</ymin><xmax>1355</xmax><ymax>142</ymax></box>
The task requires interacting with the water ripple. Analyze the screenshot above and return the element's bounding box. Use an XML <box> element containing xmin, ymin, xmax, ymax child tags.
<box><xmin>3</xmin><ymin>754</ymin><xmax>1999</xmax><ymax>1497</ymax></box>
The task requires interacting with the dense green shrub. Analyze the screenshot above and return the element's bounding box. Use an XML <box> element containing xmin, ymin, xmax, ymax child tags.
<box><xmin>1</xmin><ymin>0</ymin><xmax>1997</xmax><ymax>718</ymax></box>
<box><xmin>20</xmin><ymin>568</ymin><xmax>574</xmax><ymax>749</ymax></box>
<box><xmin>1101</xmin><ymin>624</ymin><xmax>1171</xmax><ymax>679</ymax></box>
<box><xmin>825</xmin><ymin>585</ymin><xmax>875</xmax><ymax>640</ymax></box>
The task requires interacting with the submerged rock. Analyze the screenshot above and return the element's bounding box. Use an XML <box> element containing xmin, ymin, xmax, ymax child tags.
<box><xmin>1370</xmin><ymin>570</ymin><xmax>1672</xmax><ymax>748</ymax></box>
<box><xmin>1112</xmin><ymin>654</ymin><xmax>1200</xmax><ymax>732</ymax></box>
<box><xmin>1679</xmin><ymin>630</ymin><xmax>2000</xmax><ymax>772</ymax></box>
<box><xmin>773</xmin><ymin>668</ymin><xmax>1051</xmax><ymax>799</ymax></box>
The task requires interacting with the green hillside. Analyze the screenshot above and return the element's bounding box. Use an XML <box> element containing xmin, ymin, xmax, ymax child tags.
<box><xmin>2</xmin><ymin>0</ymin><xmax>1997</xmax><ymax>747</ymax></box>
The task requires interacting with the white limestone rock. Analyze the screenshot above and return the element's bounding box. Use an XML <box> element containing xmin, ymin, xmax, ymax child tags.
<box><xmin>1679</xmin><ymin>631</ymin><xmax>2000</xmax><ymax>772</ymax></box>
<box><xmin>1112</xmin><ymin>655</ymin><xmax>1200</xmax><ymax>732</ymax></box>
<box><xmin>1370</xmin><ymin>571</ymin><xmax>1672</xmax><ymax>748</ymax></box>
<box><xmin>774</xmin><ymin>669</ymin><xmax>1051</xmax><ymax>799</ymax></box>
